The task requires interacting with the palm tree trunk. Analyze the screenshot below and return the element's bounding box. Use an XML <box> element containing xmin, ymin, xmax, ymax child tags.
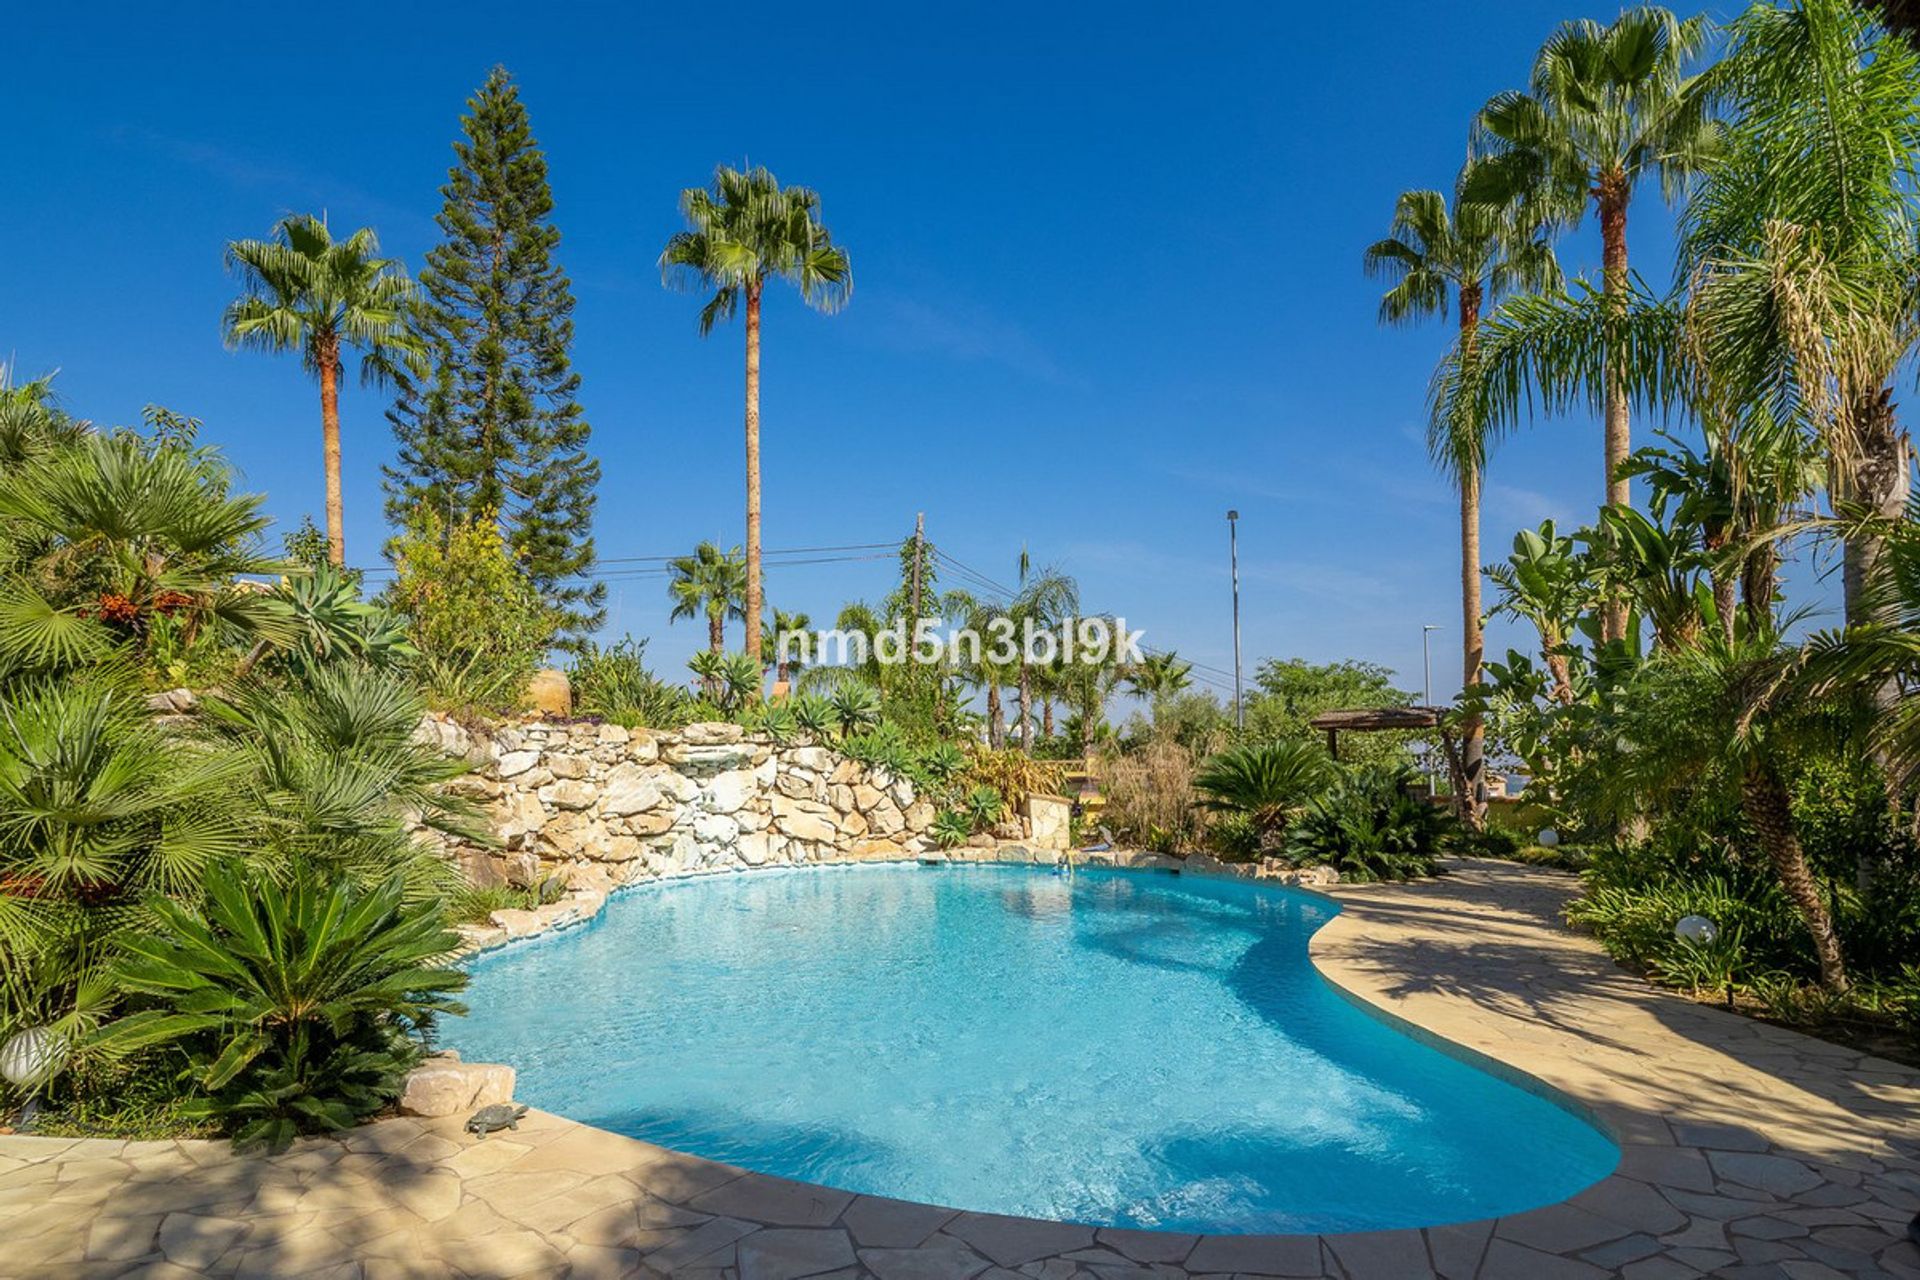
<box><xmin>1458</xmin><ymin>285</ymin><xmax>1487</xmax><ymax>832</ymax></box>
<box><xmin>1042</xmin><ymin>699</ymin><xmax>1054</xmax><ymax>739</ymax></box>
<box><xmin>708</xmin><ymin>612</ymin><xmax>724</xmax><ymax>654</ymax></box>
<box><xmin>1017</xmin><ymin>664</ymin><xmax>1032</xmax><ymax>753</ymax></box>
<box><xmin>1598</xmin><ymin>178</ymin><xmax>1632</xmax><ymax>644</ymax></box>
<box><xmin>318</xmin><ymin>337</ymin><xmax>345</xmax><ymax>567</ymax></box>
<box><xmin>986</xmin><ymin>683</ymin><xmax>1004</xmax><ymax>750</ymax></box>
<box><xmin>743</xmin><ymin>282</ymin><xmax>764</xmax><ymax>693</ymax></box>
<box><xmin>1741</xmin><ymin>762</ymin><xmax>1848</xmax><ymax>992</ymax></box>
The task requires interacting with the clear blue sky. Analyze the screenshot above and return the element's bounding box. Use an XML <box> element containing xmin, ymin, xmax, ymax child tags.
<box><xmin>10</xmin><ymin>1</ymin><xmax>1801</xmax><ymax>702</ymax></box>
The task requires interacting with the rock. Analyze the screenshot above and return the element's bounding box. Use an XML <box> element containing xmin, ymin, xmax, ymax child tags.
<box><xmin>869</xmin><ymin>798</ymin><xmax>906</xmax><ymax>836</ymax></box>
<box><xmin>526</xmin><ymin>668</ymin><xmax>572</xmax><ymax>716</ymax></box>
<box><xmin>779</xmin><ymin>810</ymin><xmax>839</xmax><ymax>844</ymax></box>
<box><xmin>837</xmin><ymin>809</ymin><xmax>869</xmax><ymax>838</ymax></box>
<box><xmin>398</xmin><ymin>1060</ymin><xmax>516</xmax><ymax>1118</ymax></box>
<box><xmin>413</xmin><ymin>714</ymin><xmax>470</xmax><ymax>756</ymax></box>
<box><xmin>502</xmin><ymin>850</ymin><xmax>542</xmax><ymax>889</ymax></box>
<box><xmin>547</xmin><ymin>753</ymin><xmax>592</xmax><ymax>780</ymax></box>
<box><xmin>601</xmin><ymin>835</ymin><xmax>644</xmax><ymax>863</ymax></box>
<box><xmin>681</xmin><ymin>721</ymin><xmax>743</xmax><ymax>746</ymax></box>
<box><xmin>786</xmin><ymin>746</ymin><xmax>834</xmax><ymax>773</ymax></box>
<box><xmin>601</xmin><ymin>764</ymin><xmax>666</xmax><ymax>816</ymax></box>
<box><xmin>966</xmin><ymin>832</ymin><xmax>996</xmax><ymax>848</ymax></box>
<box><xmin>853</xmin><ymin>783</ymin><xmax>885</xmax><ymax>811</ymax></box>
<box><xmin>775</xmin><ymin>772</ymin><xmax>819</xmax><ymax>801</ymax></box>
<box><xmin>890</xmin><ymin>777</ymin><xmax>916</xmax><ymax>808</ymax></box>
<box><xmin>705</xmin><ymin>769</ymin><xmax>755</xmax><ymax>815</ymax></box>
<box><xmin>618</xmin><ymin>809</ymin><xmax>677</xmax><ymax>838</ymax></box>
<box><xmin>538</xmin><ymin>779</ymin><xmax>596</xmax><ymax>811</ymax></box>
<box><xmin>145</xmin><ymin>687</ymin><xmax>199</xmax><ymax>714</ymax></box>
<box><xmin>852</xmin><ymin>839</ymin><xmax>907</xmax><ymax>859</ymax></box>
<box><xmin>738</xmin><ymin>832</ymin><xmax>776</xmax><ymax>866</ymax></box>
<box><xmin>1023</xmin><ymin>793</ymin><xmax>1072</xmax><ymax>851</ymax></box>
<box><xmin>596</xmin><ymin>723</ymin><xmax>631</xmax><ymax>745</ymax></box>
<box><xmin>693</xmin><ymin>812</ymin><xmax>740</xmax><ymax>845</ymax></box>
<box><xmin>903</xmin><ymin>799</ymin><xmax>935</xmax><ymax>834</ymax></box>
<box><xmin>627</xmin><ymin>732</ymin><xmax>660</xmax><ymax>763</ymax></box>
<box><xmin>496</xmin><ymin>750</ymin><xmax>540</xmax><ymax>779</ymax></box>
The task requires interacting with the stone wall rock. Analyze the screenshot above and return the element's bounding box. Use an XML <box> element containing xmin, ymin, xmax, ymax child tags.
<box><xmin>416</xmin><ymin>717</ymin><xmax>939</xmax><ymax>893</ymax></box>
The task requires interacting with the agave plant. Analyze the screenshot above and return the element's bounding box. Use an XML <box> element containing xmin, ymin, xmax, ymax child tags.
<box><xmin>788</xmin><ymin>691</ymin><xmax>837</xmax><ymax>739</ymax></box>
<box><xmin>94</xmin><ymin>864</ymin><xmax>467</xmax><ymax>1151</ymax></box>
<box><xmin>1193</xmin><ymin>741</ymin><xmax>1337</xmax><ymax>841</ymax></box>
<box><xmin>930</xmin><ymin>809</ymin><xmax>973</xmax><ymax>850</ymax></box>
<box><xmin>740</xmin><ymin>700</ymin><xmax>797</xmax><ymax>744</ymax></box>
<box><xmin>964</xmin><ymin>785</ymin><xmax>1005</xmax><ymax>831</ymax></box>
<box><xmin>828</xmin><ymin>677</ymin><xmax>883</xmax><ymax>738</ymax></box>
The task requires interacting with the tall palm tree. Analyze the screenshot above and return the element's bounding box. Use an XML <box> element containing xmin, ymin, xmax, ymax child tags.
<box><xmin>666</xmin><ymin>541</ymin><xmax>747</xmax><ymax>654</ymax></box>
<box><xmin>1008</xmin><ymin>552</ymin><xmax>1078</xmax><ymax>754</ymax></box>
<box><xmin>945</xmin><ymin>590</ymin><xmax>1017</xmax><ymax>750</ymax></box>
<box><xmin>1125</xmin><ymin>651</ymin><xmax>1194</xmax><ymax>703</ymax></box>
<box><xmin>1468</xmin><ymin>7</ymin><xmax>1716</xmax><ymax>639</ymax></box>
<box><xmin>1366</xmin><ymin>164</ymin><xmax>1559</xmax><ymax>827</ymax></box>
<box><xmin>223</xmin><ymin>215</ymin><xmax>424</xmax><ymax>567</ymax></box>
<box><xmin>659</xmin><ymin>166</ymin><xmax>852</xmax><ymax>674</ymax></box>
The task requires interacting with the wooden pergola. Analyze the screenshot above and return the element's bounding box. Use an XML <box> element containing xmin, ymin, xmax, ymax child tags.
<box><xmin>1308</xmin><ymin>705</ymin><xmax>1444</xmax><ymax>761</ymax></box>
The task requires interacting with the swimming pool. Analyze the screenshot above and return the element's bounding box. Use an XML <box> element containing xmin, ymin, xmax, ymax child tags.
<box><xmin>455</xmin><ymin>864</ymin><xmax>1617</xmax><ymax>1234</ymax></box>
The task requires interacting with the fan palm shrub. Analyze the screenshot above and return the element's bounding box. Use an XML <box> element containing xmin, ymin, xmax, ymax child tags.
<box><xmin>1192</xmin><ymin>741</ymin><xmax>1337</xmax><ymax>843</ymax></box>
<box><xmin>95</xmin><ymin>865</ymin><xmax>466</xmax><ymax>1151</ymax></box>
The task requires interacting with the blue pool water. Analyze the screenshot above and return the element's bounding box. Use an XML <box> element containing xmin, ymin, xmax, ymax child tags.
<box><xmin>455</xmin><ymin>865</ymin><xmax>1617</xmax><ymax>1234</ymax></box>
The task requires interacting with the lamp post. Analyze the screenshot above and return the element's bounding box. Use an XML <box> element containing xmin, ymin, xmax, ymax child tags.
<box><xmin>1422</xmin><ymin>624</ymin><xmax>1439</xmax><ymax>795</ymax></box>
<box><xmin>1228</xmin><ymin>510</ymin><xmax>1242</xmax><ymax>730</ymax></box>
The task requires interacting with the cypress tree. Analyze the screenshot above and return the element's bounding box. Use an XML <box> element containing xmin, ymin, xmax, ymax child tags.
<box><xmin>386</xmin><ymin>66</ymin><xmax>604</xmax><ymax>639</ymax></box>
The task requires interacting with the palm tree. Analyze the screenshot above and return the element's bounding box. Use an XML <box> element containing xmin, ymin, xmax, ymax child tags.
<box><xmin>223</xmin><ymin>215</ymin><xmax>425</xmax><ymax>567</ymax></box>
<box><xmin>1366</xmin><ymin>164</ymin><xmax>1559</xmax><ymax>827</ymax></box>
<box><xmin>1682</xmin><ymin>0</ymin><xmax>1920</xmax><ymax>629</ymax></box>
<box><xmin>667</xmin><ymin>541</ymin><xmax>747</xmax><ymax>654</ymax></box>
<box><xmin>945</xmin><ymin>590</ymin><xmax>1017</xmax><ymax>750</ymax></box>
<box><xmin>763</xmin><ymin>607</ymin><xmax>813</xmax><ymax>687</ymax></box>
<box><xmin>1468</xmin><ymin>7</ymin><xmax>1716</xmax><ymax>639</ymax></box>
<box><xmin>1009</xmin><ymin>552</ymin><xmax>1078</xmax><ymax>754</ymax></box>
<box><xmin>659</xmin><ymin>166</ymin><xmax>852</xmax><ymax>673</ymax></box>
<box><xmin>1125</xmin><ymin>651</ymin><xmax>1194</xmax><ymax>703</ymax></box>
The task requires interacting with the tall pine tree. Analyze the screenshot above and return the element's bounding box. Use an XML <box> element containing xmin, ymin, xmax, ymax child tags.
<box><xmin>386</xmin><ymin>66</ymin><xmax>604</xmax><ymax>640</ymax></box>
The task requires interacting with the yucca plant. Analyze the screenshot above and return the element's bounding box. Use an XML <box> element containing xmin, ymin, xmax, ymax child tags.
<box><xmin>94</xmin><ymin>865</ymin><xmax>467</xmax><ymax>1151</ymax></box>
<box><xmin>1192</xmin><ymin>740</ymin><xmax>1337</xmax><ymax>842</ymax></box>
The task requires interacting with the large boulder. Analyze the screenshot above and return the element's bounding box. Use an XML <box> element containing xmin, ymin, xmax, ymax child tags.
<box><xmin>1024</xmin><ymin>793</ymin><xmax>1072</xmax><ymax>851</ymax></box>
<box><xmin>398</xmin><ymin>1059</ymin><xmax>516</xmax><ymax>1118</ymax></box>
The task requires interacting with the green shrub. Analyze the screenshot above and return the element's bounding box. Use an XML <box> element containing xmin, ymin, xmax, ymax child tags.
<box><xmin>1207</xmin><ymin>813</ymin><xmax>1264</xmax><ymax>861</ymax></box>
<box><xmin>964</xmin><ymin>785</ymin><xmax>1005</xmax><ymax>830</ymax></box>
<box><xmin>1284</xmin><ymin>766</ymin><xmax>1449</xmax><ymax>882</ymax></box>
<box><xmin>570</xmin><ymin>636</ymin><xmax>694</xmax><ymax>729</ymax></box>
<box><xmin>95</xmin><ymin>866</ymin><xmax>467</xmax><ymax>1151</ymax></box>
<box><xmin>385</xmin><ymin>511</ymin><xmax>556</xmax><ymax>714</ymax></box>
<box><xmin>789</xmin><ymin>692</ymin><xmax>837</xmax><ymax>739</ymax></box>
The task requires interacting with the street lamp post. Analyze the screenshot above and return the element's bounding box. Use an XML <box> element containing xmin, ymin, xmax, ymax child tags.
<box><xmin>1422</xmin><ymin>623</ymin><xmax>1439</xmax><ymax>796</ymax></box>
<box><xmin>1228</xmin><ymin>510</ymin><xmax>1242</xmax><ymax>731</ymax></box>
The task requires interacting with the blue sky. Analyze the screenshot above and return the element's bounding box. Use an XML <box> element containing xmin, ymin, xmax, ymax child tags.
<box><xmin>8</xmin><ymin>0</ymin><xmax>1812</xmax><ymax>704</ymax></box>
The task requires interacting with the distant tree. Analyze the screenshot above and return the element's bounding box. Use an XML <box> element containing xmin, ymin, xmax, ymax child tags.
<box><xmin>223</xmin><ymin>214</ymin><xmax>424</xmax><ymax>567</ymax></box>
<box><xmin>386</xmin><ymin>67</ymin><xmax>602</xmax><ymax>642</ymax></box>
<box><xmin>660</xmin><ymin>165</ymin><xmax>852</xmax><ymax>670</ymax></box>
<box><xmin>1242</xmin><ymin>658</ymin><xmax>1418</xmax><ymax>769</ymax></box>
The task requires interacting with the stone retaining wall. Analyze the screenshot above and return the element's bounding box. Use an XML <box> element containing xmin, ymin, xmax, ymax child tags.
<box><xmin>416</xmin><ymin>716</ymin><xmax>945</xmax><ymax>898</ymax></box>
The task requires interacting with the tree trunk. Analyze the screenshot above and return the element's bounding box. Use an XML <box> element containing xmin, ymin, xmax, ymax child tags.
<box><xmin>1712</xmin><ymin>570</ymin><xmax>1738</xmax><ymax>645</ymax></box>
<box><xmin>1042</xmin><ymin>699</ymin><xmax>1054</xmax><ymax>740</ymax></box>
<box><xmin>708</xmin><ymin>611</ymin><xmax>724</xmax><ymax>655</ymax></box>
<box><xmin>1841</xmin><ymin>386</ymin><xmax>1910</xmax><ymax>625</ymax></box>
<box><xmin>1017</xmin><ymin>664</ymin><xmax>1032</xmax><ymax>753</ymax></box>
<box><xmin>318</xmin><ymin>336</ymin><xmax>345</xmax><ymax>567</ymax></box>
<box><xmin>1458</xmin><ymin>284</ymin><xmax>1487</xmax><ymax>832</ymax></box>
<box><xmin>742</xmin><ymin>282</ymin><xmax>764</xmax><ymax>693</ymax></box>
<box><xmin>986</xmin><ymin>683</ymin><xmax>1004</xmax><ymax>750</ymax></box>
<box><xmin>1741</xmin><ymin>762</ymin><xmax>1848</xmax><ymax>992</ymax></box>
<box><xmin>1598</xmin><ymin>178</ymin><xmax>1632</xmax><ymax>644</ymax></box>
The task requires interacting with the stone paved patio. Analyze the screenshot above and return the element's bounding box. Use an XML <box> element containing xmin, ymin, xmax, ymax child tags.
<box><xmin>3</xmin><ymin>859</ymin><xmax>1918</xmax><ymax>1279</ymax></box>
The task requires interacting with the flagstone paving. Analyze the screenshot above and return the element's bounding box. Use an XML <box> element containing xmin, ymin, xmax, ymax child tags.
<box><xmin>3</xmin><ymin>859</ymin><xmax>1918</xmax><ymax>1278</ymax></box>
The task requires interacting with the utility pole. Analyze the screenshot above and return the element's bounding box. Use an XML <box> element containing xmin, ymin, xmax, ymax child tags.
<box><xmin>910</xmin><ymin>512</ymin><xmax>925</xmax><ymax>622</ymax></box>
<box><xmin>1228</xmin><ymin>510</ymin><xmax>1243</xmax><ymax>730</ymax></box>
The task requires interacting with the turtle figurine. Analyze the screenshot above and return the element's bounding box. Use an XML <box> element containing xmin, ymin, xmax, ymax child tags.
<box><xmin>465</xmin><ymin>1103</ymin><xmax>528</xmax><ymax>1139</ymax></box>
